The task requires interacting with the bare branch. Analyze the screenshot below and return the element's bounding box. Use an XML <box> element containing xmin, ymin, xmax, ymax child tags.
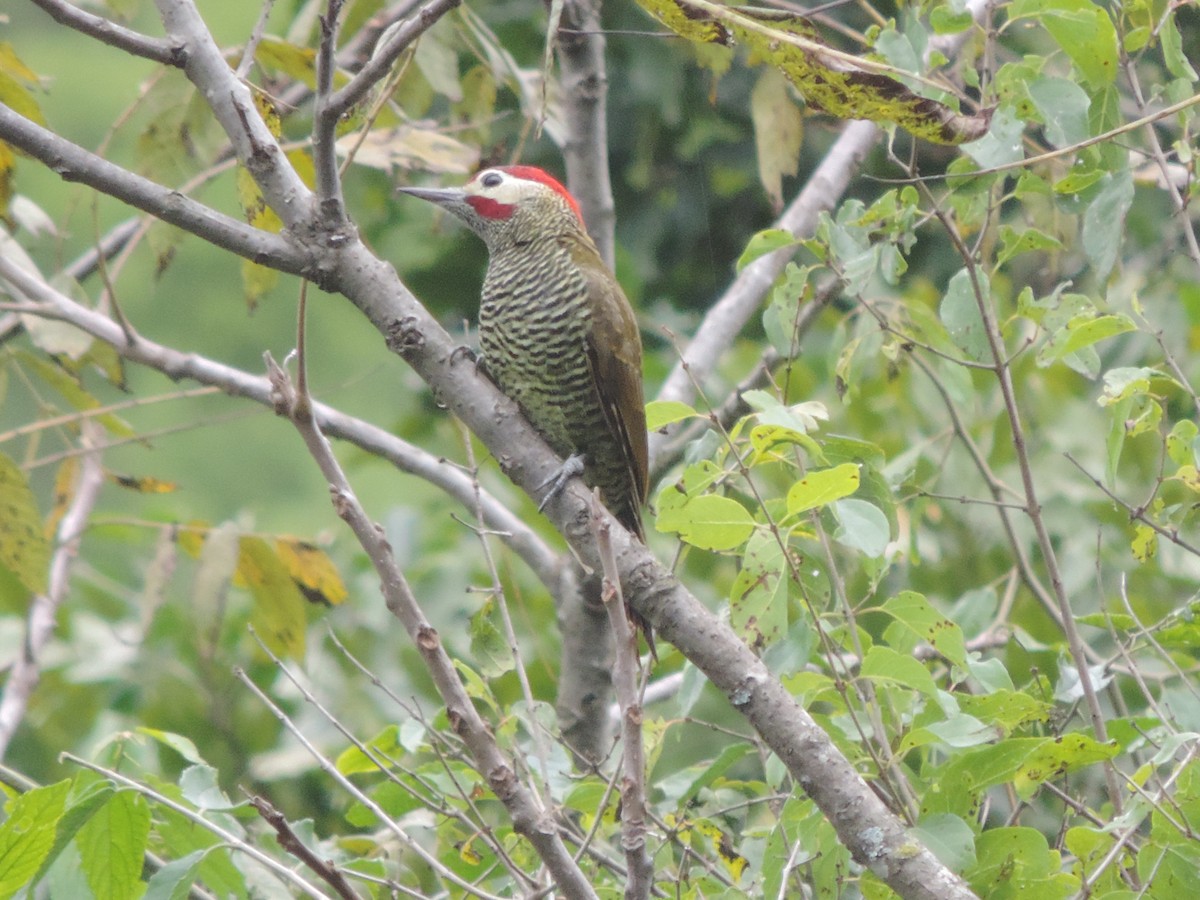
<box><xmin>155</xmin><ymin>0</ymin><xmax>320</xmax><ymax>236</ymax></box>
<box><xmin>29</xmin><ymin>0</ymin><xmax>185</xmax><ymax>66</ymax></box>
<box><xmin>0</xmin><ymin>258</ymin><xmax>565</xmax><ymax>594</ymax></box>
<box><xmin>313</xmin><ymin>0</ymin><xmax>349</xmax><ymax>223</ymax></box>
<box><xmin>590</xmin><ymin>497</ymin><xmax>652</xmax><ymax>899</ymax></box>
<box><xmin>323</xmin><ymin>0</ymin><xmax>463</xmax><ymax>125</ymax></box>
<box><xmin>0</xmin><ymin>421</ymin><xmax>105</xmax><ymax>761</ymax></box>
<box><xmin>263</xmin><ymin>353</ymin><xmax>598</xmax><ymax>900</ymax></box>
<box><xmin>649</xmin><ymin>120</ymin><xmax>880</xmax><ymax>466</ymax></box>
<box><xmin>248</xmin><ymin>795</ymin><xmax>363</xmax><ymax>900</ymax></box>
<box><xmin>556</xmin><ymin>0</ymin><xmax>615</xmax><ymax>267</ymax></box>
<box><xmin>0</xmin><ymin>105</ymin><xmax>305</xmax><ymax>273</ymax></box>
<box><xmin>63</xmin><ymin>754</ymin><xmax>334</xmax><ymax>899</ymax></box>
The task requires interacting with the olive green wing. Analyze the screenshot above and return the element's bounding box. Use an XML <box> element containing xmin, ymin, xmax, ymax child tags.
<box><xmin>568</xmin><ymin>236</ymin><xmax>649</xmax><ymax>526</ymax></box>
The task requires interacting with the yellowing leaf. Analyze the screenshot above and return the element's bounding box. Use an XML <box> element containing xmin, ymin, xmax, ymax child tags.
<box><xmin>110</xmin><ymin>472</ymin><xmax>178</xmax><ymax>493</ymax></box>
<box><xmin>1131</xmin><ymin>523</ymin><xmax>1156</xmax><ymax>563</ymax></box>
<box><xmin>638</xmin><ymin>0</ymin><xmax>992</xmax><ymax>145</ymax></box>
<box><xmin>0</xmin><ymin>451</ymin><xmax>50</xmax><ymax>596</ymax></box>
<box><xmin>730</xmin><ymin>532</ymin><xmax>788</xmax><ymax>649</ymax></box>
<box><xmin>691</xmin><ymin>818</ymin><xmax>748</xmax><ymax>880</ymax></box>
<box><xmin>176</xmin><ymin>521</ymin><xmax>210</xmax><ymax>558</ymax></box>
<box><xmin>657</xmin><ymin>493</ymin><xmax>755</xmax><ymax>550</ymax></box>
<box><xmin>645</xmin><ymin>399</ymin><xmax>700</xmax><ymax>431</ymax></box>
<box><xmin>45</xmin><ymin>457</ymin><xmax>78</xmax><ymax>541</ymax></box>
<box><xmin>275</xmin><ymin>538</ymin><xmax>348</xmax><ymax>606</ymax></box>
<box><xmin>254</xmin><ymin>38</ymin><xmax>318</xmax><ymax>88</ymax></box>
<box><xmin>751</xmin><ymin>68</ymin><xmax>803</xmax><ymax>211</ymax></box>
<box><xmin>786</xmin><ymin>462</ymin><xmax>860</xmax><ymax>516</ymax></box>
<box><xmin>339</xmin><ymin>125</ymin><xmax>479</xmax><ymax>174</ymax></box>
<box><xmin>237</xmin><ymin>537</ymin><xmax>308</xmax><ymax>660</ymax></box>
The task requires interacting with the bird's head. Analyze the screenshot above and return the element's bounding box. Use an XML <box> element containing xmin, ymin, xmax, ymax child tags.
<box><xmin>399</xmin><ymin>165</ymin><xmax>585</xmax><ymax>251</ymax></box>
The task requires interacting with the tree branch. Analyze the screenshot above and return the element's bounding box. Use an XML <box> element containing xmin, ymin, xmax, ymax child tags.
<box><xmin>29</xmin><ymin>0</ymin><xmax>185</xmax><ymax>66</ymax></box>
<box><xmin>0</xmin><ymin>105</ymin><xmax>306</xmax><ymax>274</ymax></box>
<box><xmin>0</xmin><ymin>420</ymin><xmax>105</xmax><ymax>760</ymax></box>
<box><xmin>264</xmin><ymin>353</ymin><xmax>598</xmax><ymax>899</ymax></box>
<box><xmin>155</xmin><ymin>0</ymin><xmax>321</xmax><ymax>237</ymax></box>
<box><xmin>0</xmin><ymin>257</ymin><xmax>565</xmax><ymax>595</ymax></box>
<box><xmin>556</xmin><ymin>0</ymin><xmax>615</xmax><ymax>267</ymax></box>
<box><xmin>649</xmin><ymin>120</ymin><xmax>880</xmax><ymax>467</ymax></box>
<box><xmin>323</xmin><ymin>0</ymin><xmax>463</xmax><ymax>125</ymax></box>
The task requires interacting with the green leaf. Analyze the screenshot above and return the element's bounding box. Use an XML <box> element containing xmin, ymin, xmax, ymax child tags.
<box><xmin>254</xmin><ymin>37</ymin><xmax>317</xmax><ymax>87</ymax></box>
<box><xmin>967</xmin><ymin>827</ymin><xmax>1078</xmax><ymax>898</ymax></box>
<box><xmin>135</xmin><ymin>729</ymin><xmax>206</xmax><ymax>767</ymax></box>
<box><xmin>143</xmin><ymin>850</ymin><xmax>208</xmax><ymax>900</ymax></box>
<box><xmin>76</xmin><ymin>790</ymin><xmax>151</xmax><ymax>900</ymax></box>
<box><xmin>336</xmin><ymin>725</ymin><xmax>402</xmax><ymax>776</ymax></box>
<box><xmin>996</xmin><ymin>225</ymin><xmax>1064</xmax><ymax>266</ymax></box>
<box><xmin>178</xmin><ymin>765</ymin><xmax>237</xmax><ymax>812</ymax></box>
<box><xmin>1028</xmin><ymin>76</ymin><xmax>1091</xmax><ymax>148</ymax></box>
<box><xmin>730</xmin><ymin>531</ymin><xmax>789</xmax><ymax>649</ymax></box>
<box><xmin>645</xmin><ymin>399</ymin><xmax>700</xmax><ymax>431</ymax></box>
<box><xmin>16</xmin><ymin>350</ymin><xmax>135</xmax><ymax>439</ymax></box>
<box><xmin>0</xmin><ymin>451</ymin><xmax>50</xmax><ymax>596</ymax></box>
<box><xmin>1167</xmin><ymin>419</ymin><xmax>1199</xmax><ymax>468</ymax></box>
<box><xmin>861</xmin><ymin>645</ymin><xmax>938</xmax><ymax>697</ymax></box>
<box><xmin>657</xmin><ymin>493</ymin><xmax>756</xmax><ymax>551</ymax></box>
<box><xmin>1161</xmin><ymin>10</ymin><xmax>1198</xmax><ymax>80</ymax></box>
<box><xmin>882</xmin><ymin>591</ymin><xmax>967</xmax><ymax>668</ymax></box>
<box><xmin>469</xmin><ymin>598</ymin><xmax>515</xmax><ymax>677</ymax></box>
<box><xmin>151</xmin><ymin>807</ymin><xmax>244</xmax><ymax>898</ymax></box>
<box><xmin>751</xmin><ymin>69</ymin><xmax>803</xmax><ymax>211</ymax></box>
<box><xmin>0</xmin><ymin>780</ymin><xmax>71</xmax><ymax>895</ymax></box>
<box><xmin>1012</xmin><ymin>0</ymin><xmax>1119</xmax><ymax>91</ymax></box>
<box><xmin>414</xmin><ymin>18</ymin><xmax>463</xmax><ymax>102</ymax></box>
<box><xmin>956</xmin><ymin>690</ymin><xmax>1052</xmax><ymax>732</ymax></box>
<box><xmin>930</xmin><ymin>1</ymin><xmax>973</xmax><ymax>34</ymax></box>
<box><xmin>737</xmin><ymin>228</ymin><xmax>800</xmax><ymax>272</ymax></box>
<box><xmin>786</xmin><ymin>463</ymin><xmax>860</xmax><ymax>516</ymax></box>
<box><xmin>1053</xmin><ymin>167</ymin><xmax>1105</xmax><ymax>195</ymax></box>
<box><xmin>832</xmin><ymin>498</ymin><xmax>889</xmax><ymax>557</ymax></box>
<box><xmin>1036</xmin><ymin>313</ymin><xmax>1136</xmax><ymax>368</ymax></box>
<box><xmin>1014</xmin><ymin>733</ymin><xmax>1118</xmax><ymax>797</ymax></box>
<box><xmin>680</xmin><ymin>743</ymin><xmax>757</xmax><ymax>803</ymax></box>
<box><xmin>1081</xmin><ymin>170</ymin><xmax>1134</xmax><ymax>279</ymax></box>
<box><xmin>939</xmin><ymin>268</ymin><xmax>990</xmax><ymax>362</ymax></box>
<box><xmin>962</xmin><ymin>105</ymin><xmax>1025</xmax><ymax>168</ymax></box>
<box><xmin>912</xmin><ymin>814</ymin><xmax>977</xmax><ymax>872</ymax></box>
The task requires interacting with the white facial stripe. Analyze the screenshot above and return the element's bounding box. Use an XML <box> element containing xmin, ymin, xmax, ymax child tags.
<box><xmin>469</xmin><ymin>171</ymin><xmax>534</xmax><ymax>205</ymax></box>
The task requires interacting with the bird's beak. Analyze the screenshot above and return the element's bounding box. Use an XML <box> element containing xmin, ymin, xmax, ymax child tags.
<box><xmin>396</xmin><ymin>185</ymin><xmax>467</xmax><ymax>207</ymax></box>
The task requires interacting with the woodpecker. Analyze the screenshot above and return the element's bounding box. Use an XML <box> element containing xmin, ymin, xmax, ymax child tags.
<box><xmin>400</xmin><ymin>166</ymin><xmax>653</xmax><ymax>655</ymax></box>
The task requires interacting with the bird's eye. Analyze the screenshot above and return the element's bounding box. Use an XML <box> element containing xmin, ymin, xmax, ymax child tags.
<box><xmin>480</xmin><ymin>171</ymin><xmax>503</xmax><ymax>188</ymax></box>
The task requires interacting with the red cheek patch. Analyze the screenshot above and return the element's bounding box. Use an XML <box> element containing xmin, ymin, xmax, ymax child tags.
<box><xmin>467</xmin><ymin>196</ymin><xmax>516</xmax><ymax>220</ymax></box>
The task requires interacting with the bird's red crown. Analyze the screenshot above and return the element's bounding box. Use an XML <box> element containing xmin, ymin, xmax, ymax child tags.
<box><xmin>494</xmin><ymin>165</ymin><xmax>584</xmax><ymax>223</ymax></box>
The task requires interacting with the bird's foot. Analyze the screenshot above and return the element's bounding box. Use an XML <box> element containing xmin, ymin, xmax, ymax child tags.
<box><xmin>449</xmin><ymin>344</ymin><xmax>477</xmax><ymax>365</ymax></box>
<box><xmin>537</xmin><ymin>453</ymin><xmax>587</xmax><ymax>514</ymax></box>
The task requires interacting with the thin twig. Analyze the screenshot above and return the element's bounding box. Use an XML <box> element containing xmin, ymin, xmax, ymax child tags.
<box><xmin>262</xmin><ymin>350</ymin><xmax>597</xmax><ymax>898</ymax></box>
<box><xmin>61</xmin><ymin>753</ymin><xmax>334</xmax><ymax>899</ymax></box>
<box><xmin>589</xmin><ymin>492</ymin><xmax>653</xmax><ymax>899</ymax></box>
<box><xmin>248</xmin><ymin>795</ymin><xmax>363</xmax><ymax>900</ymax></box>
<box><xmin>0</xmin><ymin>420</ymin><xmax>105</xmax><ymax>760</ymax></box>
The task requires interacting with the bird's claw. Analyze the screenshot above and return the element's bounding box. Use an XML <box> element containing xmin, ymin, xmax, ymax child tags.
<box><xmin>449</xmin><ymin>344</ymin><xmax>477</xmax><ymax>365</ymax></box>
<box><xmin>537</xmin><ymin>453</ymin><xmax>587</xmax><ymax>513</ymax></box>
